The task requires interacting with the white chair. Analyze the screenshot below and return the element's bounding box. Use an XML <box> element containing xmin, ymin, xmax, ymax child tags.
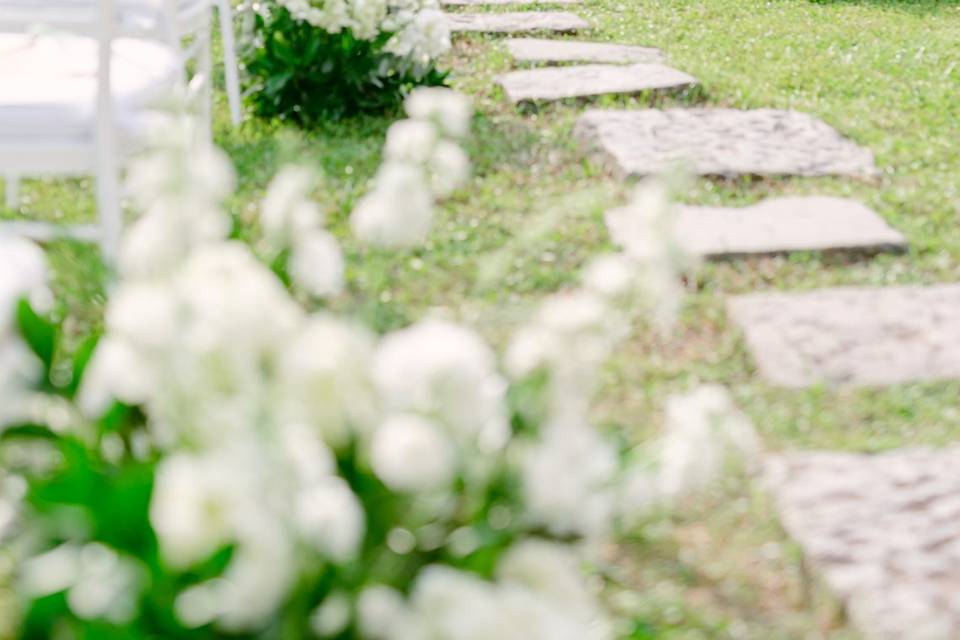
<box><xmin>0</xmin><ymin>0</ymin><xmax>206</xmax><ymax>259</ymax></box>
<box><xmin>0</xmin><ymin>0</ymin><xmax>241</xmax><ymax>126</ymax></box>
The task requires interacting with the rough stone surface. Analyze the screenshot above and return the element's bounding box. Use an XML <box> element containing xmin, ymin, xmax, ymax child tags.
<box><xmin>448</xmin><ymin>11</ymin><xmax>589</xmax><ymax>33</ymax></box>
<box><xmin>497</xmin><ymin>63</ymin><xmax>696</xmax><ymax>103</ymax></box>
<box><xmin>574</xmin><ymin>108</ymin><xmax>877</xmax><ymax>178</ymax></box>
<box><xmin>443</xmin><ymin>0</ymin><xmax>582</xmax><ymax>5</ymax></box>
<box><xmin>766</xmin><ymin>447</ymin><xmax>960</xmax><ymax>640</ymax></box>
<box><xmin>727</xmin><ymin>284</ymin><xmax>960</xmax><ymax>387</ymax></box>
<box><xmin>676</xmin><ymin>196</ymin><xmax>906</xmax><ymax>259</ymax></box>
<box><xmin>504</xmin><ymin>38</ymin><xmax>663</xmax><ymax>64</ymax></box>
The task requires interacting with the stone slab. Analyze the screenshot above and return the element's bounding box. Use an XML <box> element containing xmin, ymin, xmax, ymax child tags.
<box><xmin>504</xmin><ymin>38</ymin><xmax>663</xmax><ymax>64</ymax></box>
<box><xmin>676</xmin><ymin>196</ymin><xmax>907</xmax><ymax>259</ymax></box>
<box><xmin>727</xmin><ymin>284</ymin><xmax>960</xmax><ymax>388</ymax></box>
<box><xmin>766</xmin><ymin>447</ymin><xmax>960</xmax><ymax>640</ymax></box>
<box><xmin>443</xmin><ymin>0</ymin><xmax>581</xmax><ymax>5</ymax></box>
<box><xmin>497</xmin><ymin>63</ymin><xmax>697</xmax><ymax>103</ymax></box>
<box><xmin>574</xmin><ymin>108</ymin><xmax>877</xmax><ymax>178</ymax></box>
<box><xmin>448</xmin><ymin>12</ymin><xmax>589</xmax><ymax>34</ymax></box>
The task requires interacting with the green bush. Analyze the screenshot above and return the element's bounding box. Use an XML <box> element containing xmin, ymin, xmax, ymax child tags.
<box><xmin>243</xmin><ymin>7</ymin><xmax>448</xmax><ymax>124</ymax></box>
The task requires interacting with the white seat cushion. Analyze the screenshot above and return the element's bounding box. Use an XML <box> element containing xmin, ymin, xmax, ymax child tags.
<box><xmin>0</xmin><ymin>32</ymin><xmax>180</xmax><ymax>143</ymax></box>
<box><xmin>0</xmin><ymin>0</ymin><xmax>209</xmax><ymax>32</ymax></box>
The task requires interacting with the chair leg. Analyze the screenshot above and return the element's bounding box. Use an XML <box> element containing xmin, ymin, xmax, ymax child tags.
<box><xmin>216</xmin><ymin>0</ymin><xmax>242</xmax><ymax>126</ymax></box>
<box><xmin>5</xmin><ymin>174</ymin><xmax>19</xmax><ymax>210</ymax></box>
<box><xmin>96</xmin><ymin>166</ymin><xmax>123</xmax><ymax>264</ymax></box>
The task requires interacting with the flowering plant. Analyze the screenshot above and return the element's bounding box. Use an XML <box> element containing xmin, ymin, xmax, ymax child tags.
<box><xmin>0</xmin><ymin>97</ymin><xmax>757</xmax><ymax>638</ymax></box>
<box><xmin>241</xmin><ymin>0</ymin><xmax>452</xmax><ymax>124</ymax></box>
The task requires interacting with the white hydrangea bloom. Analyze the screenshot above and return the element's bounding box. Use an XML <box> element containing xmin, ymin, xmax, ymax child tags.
<box><xmin>0</xmin><ymin>235</ymin><xmax>52</xmax><ymax>326</ymax></box>
<box><xmin>370</xmin><ymin>413</ymin><xmax>456</xmax><ymax>491</ymax></box>
<box><xmin>372</xmin><ymin>319</ymin><xmax>509</xmax><ymax>450</ymax></box>
<box><xmin>385</xmin><ymin>8</ymin><xmax>451</xmax><ymax>64</ymax></box>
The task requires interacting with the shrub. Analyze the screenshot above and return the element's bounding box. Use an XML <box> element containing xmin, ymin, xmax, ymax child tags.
<box><xmin>241</xmin><ymin>0</ymin><xmax>451</xmax><ymax>124</ymax></box>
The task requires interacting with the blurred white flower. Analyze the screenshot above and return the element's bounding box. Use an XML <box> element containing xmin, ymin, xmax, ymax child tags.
<box><xmin>385</xmin><ymin>8</ymin><xmax>451</xmax><ymax>64</ymax></box>
<box><xmin>276</xmin><ymin>314</ymin><xmax>378</xmax><ymax>448</ymax></box>
<box><xmin>384</xmin><ymin>119</ymin><xmax>438</xmax><ymax>165</ymax></box>
<box><xmin>351</xmin><ymin>163</ymin><xmax>435</xmax><ymax>248</ymax></box>
<box><xmin>289</xmin><ymin>230</ymin><xmax>345</xmax><ymax>298</ymax></box>
<box><xmin>370</xmin><ymin>414</ymin><xmax>456</xmax><ymax>491</ymax></box>
<box><xmin>0</xmin><ymin>235</ymin><xmax>52</xmax><ymax>326</ymax></box>
<box><xmin>310</xmin><ymin>591</ymin><xmax>352</xmax><ymax>636</ymax></box>
<box><xmin>293</xmin><ymin>477</ymin><xmax>365</xmax><ymax>563</ymax></box>
<box><xmin>405</xmin><ymin>88</ymin><xmax>473</xmax><ymax>139</ymax></box>
<box><xmin>658</xmin><ymin>385</ymin><xmax>760</xmax><ymax>500</ymax></box>
<box><xmin>260</xmin><ymin>165</ymin><xmax>325</xmax><ymax>255</ymax></box>
<box><xmin>373</xmin><ymin>319</ymin><xmax>509</xmax><ymax>450</ymax></box>
<box><xmin>427</xmin><ymin>140</ymin><xmax>470</xmax><ymax>198</ymax></box>
<box><xmin>22</xmin><ymin>543</ymin><xmax>143</xmax><ymax>624</ymax></box>
<box><xmin>604</xmin><ymin>180</ymin><xmax>692</xmax><ymax>329</ymax></box>
<box><xmin>358</xmin><ymin>585</ymin><xmax>408</xmax><ymax>639</ymax></box>
<box><xmin>521</xmin><ymin>421</ymin><xmax>618</xmax><ymax>538</ymax></box>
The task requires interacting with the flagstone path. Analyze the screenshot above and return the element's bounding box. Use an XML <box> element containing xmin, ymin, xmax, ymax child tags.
<box><xmin>503</xmin><ymin>38</ymin><xmax>664</xmax><ymax>64</ymax></box>
<box><xmin>675</xmin><ymin>196</ymin><xmax>906</xmax><ymax>259</ymax></box>
<box><xmin>450</xmin><ymin>1</ymin><xmax>953</xmax><ymax>636</ymax></box>
<box><xmin>497</xmin><ymin>63</ymin><xmax>696</xmax><ymax>104</ymax></box>
<box><xmin>766</xmin><ymin>448</ymin><xmax>960</xmax><ymax>640</ymax></box>
<box><xmin>443</xmin><ymin>0</ymin><xmax>583</xmax><ymax>6</ymax></box>
<box><xmin>727</xmin><ymin>284</ymin><xmax>960</xmax><ymax>388</ymax></box>
<box><xmin>448</xmin><ymin>12</ymin><xmax>589</xmax><ymax>33</ymax></box>
<box><xmin>574</xmin><ymin>108</ymin><xmax>877</xmax><ymax>178</ymax></box>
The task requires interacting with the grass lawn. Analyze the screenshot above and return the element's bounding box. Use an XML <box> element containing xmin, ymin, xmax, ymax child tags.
<box><xmin>4</xmin><ymin>0</ymin><xmax>959</xmax><ymax>636</ymax></box>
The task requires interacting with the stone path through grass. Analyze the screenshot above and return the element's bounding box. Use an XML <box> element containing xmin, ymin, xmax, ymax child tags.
<box><xmin>447</xmin><ymin>2</ymin><xmax>957</xmax><ymax>637</ymax></box>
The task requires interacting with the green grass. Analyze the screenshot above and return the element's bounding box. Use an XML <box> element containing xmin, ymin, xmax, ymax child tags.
<box><xmin>6</xmin><ymin>0</ymin><xmax>960</xmax><ymax>636</ymax></box>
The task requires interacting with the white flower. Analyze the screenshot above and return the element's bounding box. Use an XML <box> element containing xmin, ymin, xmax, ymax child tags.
<box><xmin>384</xmin><ymin>119</ymin><xmax>438</xmax><ymax>165</ymax></box>
<box><xmin>261</xmin><ymin>165</ymin><xmax>325</xmax><ymax>254</ymax></box>
<box><xmin>521</xmin><ymin>421</ymin><xmax>618</xmax><ymax>538</ymax></box>
<box><xmin>289</xmin><ymin>230</ymin><xmax>345</xmax><ymax>298</ymax></box>
<box><xmin>22</xmin><ymin>543</ymin><xmax>143</xmax><ymax>624</ymax></box>
<box><xmin>276</xmin><ymin>314</ymin><xmax>377</xmax><ymax>448</ymax></box>
<box><xmin>657</xmin><ymin>385</ymin><xmax>759</xmax><ymax>499</ymax></box>
<box><xmin>0</xmin><ymin>236</ymin><xmax>52</xmax><ymax>328</ymax></box>
<box><xmin>582</xmin><ymin>254</ymin><xmax>636</xmax><ymax>300</ymax></box>
<box><xmin>310</xmin><ymin>592</ymin><xmax>352</xmax><ymax>636</ymax></box>
<box><xmin>350</xmin><ymin>163</ymin><xmax>435</xmax><ymax>247</ymax></box>
<box><xmin>373</xmin><ymin>319</ymin><xmax>508</xmax><ymax>450</ymax></box>
<box><xmin>427</xmin><ymin>140</ymin><xmax>470</xmax><ymax>198</ymax></box>
<box><xmin>370</xmin><ymin>414</ymin><xmax>456</xmax><ymax>491</ymax></box>
<box><xmin>293</xmin><ymin>477</ymin><xmax>365</xmax><ymax>563</ymax></box>
<box><xmin>358</xmin><ymin>585</ymin><xmax>408</xmax><ymax>639</ymax></box>
<box><xmin>405</xmin><ymin>88</ymin><xmax>473</xmax><ymax>139</ymax></box>
<box><xmin>385</xmin><ymin>8</ymin><xmax>451</xmax><ymax>64</ymax></box>
<box><xmin>150</xmin><ymin>452</ymin><xmax>242</xmax><ymax>568</ymax></box>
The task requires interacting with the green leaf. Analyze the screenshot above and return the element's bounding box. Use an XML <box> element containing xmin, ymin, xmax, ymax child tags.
<box><xmin>16</xmin><ymin>298</ymin><xmax>57</xmax><ymax>370</ymax></box>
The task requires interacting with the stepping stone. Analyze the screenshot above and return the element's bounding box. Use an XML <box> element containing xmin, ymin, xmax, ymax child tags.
<box><xmin>504</xmin><ymin>38</ymin><xmax>663</xmax><ymax>64</ymax></box>
<box><xmin>727</xmin><ymin>284</ymin><xmax>960</xmax><ymax>388</ymax></box>
<box><xmin>448</xmin><ymin>12</ymin><xmax>589</xmax><ymax>34</ymax></box>
<box><xmin>766</xmin><ymin>447</ymin><xmax>960</xmax><ymax>640</ymax></box>
<box><xmin>443</xmin><ymin>0</ymin><xmax>581</xmax><ymax>5</ymax></box>
<box><xmin>676</xmin><ymin>196</ymin><xmax>906</xmax><ymax>259</ymax></box>
<box><xmin>497</xmin><ymin>63</ymin><xmax>697</xmax><ymax>104</ymax></box>
<box><xmin>574</xmin><ymin>108</ymin><xmax>877</xmax><ymax>178</ymax></box>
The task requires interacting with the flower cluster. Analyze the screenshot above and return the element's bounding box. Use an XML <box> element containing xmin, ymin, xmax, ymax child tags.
<box><xmin>2</xmin><ymin>114</ymin><xmax>758</xmax><ymax>638</ymax></box>
<box><xmin>352</xmin><ymin>88</ymin><xmax>471</xmax><ymax>247</ymax></box>
<box><xmin>276</xmin><ymin>0</ymin><xmax>451</xmax><ymax>64</ymax></box>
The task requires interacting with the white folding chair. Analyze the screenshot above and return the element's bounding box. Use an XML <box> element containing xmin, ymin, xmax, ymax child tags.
<box><xmin>0</xmin><ymin>0</ymin><xmax>241</xmax><ymax>125</ymax></box>
<box><xmin>0</xmin><ymin>0</ymin><xmax>210</xmax><ymax>260</ymax></box>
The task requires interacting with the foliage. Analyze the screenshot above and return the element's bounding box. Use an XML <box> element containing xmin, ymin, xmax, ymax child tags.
<box><xmin>243</xmin><ymin>5</ymin><xmax>449</xmax><ymax>125</ymax></box>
